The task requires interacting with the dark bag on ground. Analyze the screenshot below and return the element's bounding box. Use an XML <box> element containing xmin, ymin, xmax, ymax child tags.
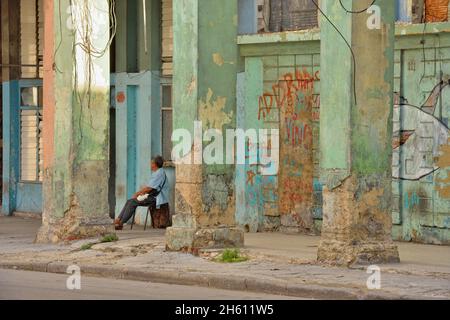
<box><xmin>148</xmin><ymin>173</ymin><xmax>171</xmax><ymax>229</ymax></box>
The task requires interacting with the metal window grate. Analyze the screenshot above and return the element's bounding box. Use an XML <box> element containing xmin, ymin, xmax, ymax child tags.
<box><xmin>20</xmin><ymin>0</ymin><xmax>44</xmax><ymax>79</ymax></box>
<box><xmin>20</xmin><ymin>86</ymin><xmax>43</xmax><ymax>182</ymax></box>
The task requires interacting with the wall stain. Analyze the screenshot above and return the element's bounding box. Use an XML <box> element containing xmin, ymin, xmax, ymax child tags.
<box><xmin>198</xmin><ymin>88</ymin><xmax>233</xmax><ymax>130</ymax></box>
<box><xmin>213</xmin><ymin>53</ymin><xmax>224</xmax><ymax>66</ymax></box>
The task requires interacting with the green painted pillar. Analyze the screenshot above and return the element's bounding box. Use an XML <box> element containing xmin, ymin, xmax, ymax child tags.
<box><xmin>37</xmin><ymin>0</ymin><xmax>112</xmax><ymax>243</ymax></box>
<box><xmin>317</xmin><ymin>0</ymin><xmax>400</xmax><ymax>265</ymax></box>
<box><xmin>166</xmin><ymin>0</ymin><xmax>244</xmax><ymax>251</ymax></box>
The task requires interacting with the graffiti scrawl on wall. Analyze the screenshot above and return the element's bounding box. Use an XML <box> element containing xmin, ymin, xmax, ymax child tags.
<box><xmin>393</xmin><ymin>80</ymin><xmax>450</xmax><ymax>181</ymax></box>
<box><xmin>257</xmin><ymin>67</ymin><xmax>320</xmax><ymax>232</ymax></box>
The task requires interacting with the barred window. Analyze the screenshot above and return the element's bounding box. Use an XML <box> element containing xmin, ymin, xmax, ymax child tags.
<box><xmin>20</xmin><ymin>86</ymin><xmax>43</xmax><ymax>182</ymax></box>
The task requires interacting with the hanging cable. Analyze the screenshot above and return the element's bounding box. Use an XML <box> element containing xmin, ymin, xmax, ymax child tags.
<box><xmin>339</xmin><ymin>0</ymin><xmax>377</xmax><ymax>14</ymax></box>
<box><xmin>66</xmin><ymin>0</ymin><xmax>117</xmax><ymax>147</ymax></box>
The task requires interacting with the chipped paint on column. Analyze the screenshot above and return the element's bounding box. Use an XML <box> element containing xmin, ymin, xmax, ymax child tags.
<box><xmin>166</xmin><ymin>0</ymin><xmax>243</xmax><ymax>251</ymax></box>
<box><xmin>317</xmin><ymin>0</ymin><xmax>399</xmax><ymax>265</ymax></box>
<box><xmin>197</xmin><ymin>0</ymin><xmax>240</xmax><ymax>227</ymax></box>
<box><xmin>171</xmin><ymin>0</ymin><xmax>202</xmax><ymax>228</ymax></box>
<box><xmin>37</xmin><ymin>0</ymin><xmax>112</xmax><ymax>243</ymax></box>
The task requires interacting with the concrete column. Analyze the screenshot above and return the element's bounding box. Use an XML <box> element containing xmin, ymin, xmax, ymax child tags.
<box><xmin>166</xmin><ymin>0</ymin><xmax>244</xmax><ymax>252</ymax></box>
<box><xmin>37</xmin><ymin>0</ymin><xmax>112</xmax><ymax>243</ymax></box>
<box><xmin>317</xmin><ymin>0</ymin><xmax>400</xmax><ymax>265</ymax></box>
<box><xmin>137</xmin><ymin>0</ymin><xmax>161</xmax><ymax>72</ymax></box>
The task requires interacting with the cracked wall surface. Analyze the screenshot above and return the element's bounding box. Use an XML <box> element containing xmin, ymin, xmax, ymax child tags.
<box><xmin>166</xmin><ymin>0</ymin><xmax>243</xmax><ymax>251</ymax></box>
<box><xmin>37</xmin><ymin>0</ymin><xmax>112</xmax><ymax>243</ymax></box>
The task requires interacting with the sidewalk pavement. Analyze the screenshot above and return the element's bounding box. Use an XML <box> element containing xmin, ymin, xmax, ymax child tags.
<box><xmin>0</xmin><ymin>216</ymin><xmax>449</xmax><ymax>299</ymax></box>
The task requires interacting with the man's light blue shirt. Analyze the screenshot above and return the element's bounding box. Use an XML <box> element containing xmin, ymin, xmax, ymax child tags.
<box><xmin>148</xmin><ymin>168</ymin><xmax>169</xmax><ymax>207</ymax></box>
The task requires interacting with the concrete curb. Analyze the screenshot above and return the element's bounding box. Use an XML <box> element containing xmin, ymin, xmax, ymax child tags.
<box><xmin>0</xmin><ymin>261</ymin><xmax>412</xmax><ymax>300</ymax></box>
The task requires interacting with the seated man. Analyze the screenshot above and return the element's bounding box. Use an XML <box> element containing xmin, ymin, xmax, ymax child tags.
<box><xmin>114</xmin><ymin>155</ymin><xmax>170</xmax><ymax>230</ymax></box>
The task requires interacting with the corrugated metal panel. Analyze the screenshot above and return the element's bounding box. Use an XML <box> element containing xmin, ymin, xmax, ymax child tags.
<box><xmin>20</xmin><ymin>0</ymin><xmax>43</xmax><ymax>79</ymax></box>
<box><xmin>161</xmin><ymin>0</ymin><xmax>173</xmax><ymax>76</ymax></box>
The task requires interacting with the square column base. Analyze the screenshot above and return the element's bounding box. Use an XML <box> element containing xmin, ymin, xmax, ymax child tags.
<box><xmin>317</xmin><ymin>239</ymin><xmax>400</xmax><ymax>266</ymax></box>
<box><xmin>166</xmin><ymin>224</ymin><xmax>244</xmax><ymax>253</ymax></box>
<box><xmin>36</xmin><ymin>219</ymin><xmax>114</xmax><ymax>244</ymax></box>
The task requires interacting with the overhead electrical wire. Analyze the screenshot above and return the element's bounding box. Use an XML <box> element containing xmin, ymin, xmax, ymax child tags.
<box><xmin>339</xmin><ymin>0</ymin><xmax>377</xmax><ymax>14</ymax></box>
<box><xmin>66</xmin><ymin>0</ymin><xmax>117</xmax><ymax>147</ymax></box>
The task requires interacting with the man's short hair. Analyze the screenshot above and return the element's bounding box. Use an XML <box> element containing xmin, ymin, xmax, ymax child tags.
<box><xmin>152</xmin><ymin>155</ymin><xmax>164</xmax><ymax>168</ymax></box>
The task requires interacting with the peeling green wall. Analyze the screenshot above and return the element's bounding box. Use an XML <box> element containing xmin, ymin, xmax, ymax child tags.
<box><xmin>198</xmin><ymin>0</ymin><xmax>239</xmax><ymax>174</ymax></box>
<box><xmin>237</xmin><ymin>21</ymin><xmax>450</xmax><ymax>244</ymax></box>
<box><xmin>319</xmin><ymin>0</ymin><xmax>352</xmax><ymax>173</ymax></box>
<box><xmin>392</xmin><ymin>27</ymin><xmax>450</xmax><ymax>244</ymax></box>
<box><xmin>173</xmin><ymin>0</ymin><xmax>239</xmax><ymax>225</ymax></box>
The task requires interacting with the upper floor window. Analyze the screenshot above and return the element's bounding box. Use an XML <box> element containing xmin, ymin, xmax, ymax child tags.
<box><xmin>20</xmin><ymin>0</ymin><xmax>44</xmax><ymax>79</ymax></box>
<box><xmin>239</xmin><ymin>0</ymin><xmax>319</xmax><ymax>35</ymax></box>
<box><xmin>261</xmin><ymin>0</ymin><xmax>318</xmax><ymax>32</ymax></box>
<box><xmin>397</xmin><ymin>0</ymin><xmax>449</xmax><ymax>23</ymax></box>
<box><xmin>161</xmin><ymin>0</ymin><xmax>173</xmax><ymax>77</ymax></box>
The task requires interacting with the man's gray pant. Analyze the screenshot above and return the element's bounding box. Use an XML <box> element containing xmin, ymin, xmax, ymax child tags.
<box><xmin>117</xmin><ymin>196</ymin><xmax>156</xmax><ymax>224</ymax></box>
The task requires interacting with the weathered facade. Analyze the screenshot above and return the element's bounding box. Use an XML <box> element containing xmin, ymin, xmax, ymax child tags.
<box><xmin>1</xmin><ymin>0</ymin><xmax>178</xmax><ymax>241</ymax></box>
<box><xmin>236</xmin><ymin>0</ymin><xmax>450</xmax><ymax>246</ymax></box>
<box><xmin>0</xmin><ymin>0</ymin><xmax>449</xmax><ymax>253</ymax></box>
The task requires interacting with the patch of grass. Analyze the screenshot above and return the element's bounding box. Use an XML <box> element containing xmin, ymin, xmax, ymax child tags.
<box><xmin>100</xmin><ymin>233</ymin><xmax>119</xmax><ymax>243</ymax></box>
<box><xmin>215</xmin><ymin>248</ymin><xmax>248</xmax><ymax>263</ymax></box>
<box><xmin>80</xmin><ymin>242</ymin><xmax>95</xmax><ymax>251</ymax></box>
